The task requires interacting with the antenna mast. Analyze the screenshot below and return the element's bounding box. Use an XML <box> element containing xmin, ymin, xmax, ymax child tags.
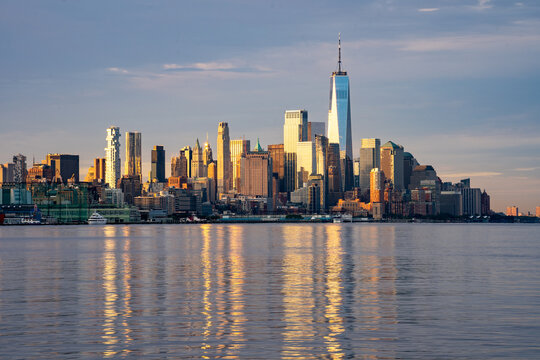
<box><xmin>338</xmin><ymin>33</ymin><xmax>342</xmax><ymax>73</ymax></box>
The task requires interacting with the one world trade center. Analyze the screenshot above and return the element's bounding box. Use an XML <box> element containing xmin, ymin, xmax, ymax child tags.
<box><xmin>327</xmin><ymin>34</ymin><xmax>353</xmax><ymax>191</ymax></box>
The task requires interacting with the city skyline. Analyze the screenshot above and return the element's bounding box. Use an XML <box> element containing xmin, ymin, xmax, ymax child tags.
<box><xmin>1</xmin><ymin>0</ymin><xmax>539</xmax><ymax>212</ymax></box>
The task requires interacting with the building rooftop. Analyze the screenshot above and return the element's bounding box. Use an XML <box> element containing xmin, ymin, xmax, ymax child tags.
<box><xmin>381</xmin><ymin>141</ymin><xmax>401</xmax><ymax>149</ymax></box>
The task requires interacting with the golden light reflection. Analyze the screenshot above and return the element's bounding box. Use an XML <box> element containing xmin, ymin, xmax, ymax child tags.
<box><xmin>200</xmin><ymin>224</ymin><xmax>213</xmax><ymax>357</ymax></box>
<box><xmin>121</xmin><ymin>236</ymin><xmax>133</xmax><ymax>353</ymax></box>
<box><xmin>227</xmin><ymin>225</ymin><xmax>246</xmax><ymax>355</ymax></box>
<box><xmin>102</xmin><ymin>236</ymin><xmax>118</xmax><ymax>358</ymax></box>
<box><xmin>324</xmin><ymin>225</ymin><xmax>345</xmax><ymax>359</ymax></box>
<box><xmin>281</xmin><ymin>225</ymin><xmax>316</xmax><ymax>359</ymax></box>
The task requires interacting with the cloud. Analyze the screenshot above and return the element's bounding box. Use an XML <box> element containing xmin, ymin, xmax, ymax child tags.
<box><xmin>418</xmin><ymin>8</ymin><xmax>439</xmax><ymax>12</ymax></box>
<box><xmin>514</xmin><ymin>167</ymin><xmax>539</xmax><ymax>171</ymax></box>
<box><xmin>439</xmin><ymin>171</ymin><xmax>502</xmax><ymax>178</ymax></box>
<box><xmin>472</xmin><ymin>0</ymin><xmax>493</xmax><ymax>10</ymax></box>
<box><xmin>162</xmin><ymin>61</ymin><xmax>271</xmax><ymax>73</ymax></box>
<box><xmin>106</xmin><ymin>67</ymin><xmax>129</xmax><ymax>74</ymax></box>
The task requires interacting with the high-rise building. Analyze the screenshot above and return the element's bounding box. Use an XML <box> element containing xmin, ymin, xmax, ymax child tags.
<box><xmin>118</xmin><ymin>175</ymin><xmax>142</xmax><ymax>205</ymax></box>
<box><xmin>0</xmin><ymin>163</ymin><xmax>14</xmax><ymax>184</ymax></box>
<box><xmin>230</xmin><ymin>139</ymin><xmax>250</xmax><ymax>191</ymax></box>
<box><xmin>12</xmin><ymin>154</ymin><xmax>27</xmax><ymax>183</ymax></box>
<box><xmin>370</xmin><ymin>168</ymin><xmax>384</xmax><ymax>203</ymax></box>
<box><xmin>268</xmin><ymin>144</ymin><xmax>284</xmax><ymax>193</ymax></box>
<box><xmin>191</xmin><ymin>139</ymin><xmax>204</xmax><ymax>178</ymax></box>
<box><xmin>125</xmin><ymin>132</ymin><xmax>142</xmax><ymax>180</ymax></box>
<box><xmin>150</xmin><ymin>145</ymin><xmax>166</xmax><ymax>182</ymax></box>
<box><xmin>105</xmin><ymin>126</ymin><xmax>121</xmax><ymax>188</ymax></box>
<box><xmin>359</xmin><ymin>138</ymin><xmax>380</xmax><ymax>191</ymax></box>
<box><xmin>296</xmin><ymin>141</ymin><xmax>315</xmax><ymax>188</ymax></box>
<box><xmin>536</xmin><ymin>206</ymin><xmax>540</xmax><ymax>218</ymax></box>
<box><xmin>462</xmin><ymin>188</ymin><xmax>481</xmax><ymax>216</ymax></box>
<box><xmin>403</xmin><ymin>152</ymin><xmax>418</xmax><ymax>190</ymax></box>
<box><xmin>180</xmin><ymin>146</ymin><xmax>192</xmax><ymax>178</ymax></box>
<box><xmin>217</xmin><ymin>122</ymin><xmax>232</xmax><ymax>194</ymax></box>
<box><xmin>307</xmin><ymin>122</ymin><xmax>325</xmax><ymax>141</ymax></box>
<box><xmin>284</xmin><ymin>110</ymin><xmax>308</xmax><ymax>192</ymax></box>
<box><xmin>171</xmin><ymin>151</ymin><xmax>189</xmax><ymax>178</ymax></box>
<box><xmin>239</xmin><ymin>140</ymin><xmax>272</xmax><ymax>197</ymax></box>
<box><xmin>46</xmin><ymin>154</ymin><xmax>79</xmax><ymax>184</ymax></box>
<box><xmin>481</xmin><ymin>190</ymin><xmax>491</xmax><ymax>216</ymax></box>
<box><xmin>380</xmin><ymin>141</ymin><xmax>404</xmax><ymax>191</ymax></box>
<box><xmin>315</xmin><ymin>135</ymin><xmax>329</xmax><ymax>210</ymax></box>
<box><xmin>327</xmin><ymin>35</ymin><xmax>353</xmax><ymax>191</ymax></box>
<box><xmin>203</xmin><ymin>139</ymin><xmax>213</xmax><ymax>169</ymax></box>
<box><xmin>85</xmin><ymin>158</ymin><xmax>105</xmax><ymax>183</ymax></box>
<box><xmin>506</xmin><ymin>206</ymin><xmax>518</xmax><ymax>217</ymax></box>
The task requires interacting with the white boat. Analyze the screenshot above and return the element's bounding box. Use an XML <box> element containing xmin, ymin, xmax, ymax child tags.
<box><xmin>88</xmin><ymin>212</ymin><xmax>107</xmax><ymax>225</ymax></box>
<box><xmin>21</xmin><ymin>218</ymin><xmax>41</xmax><ymax>225</ymax></box>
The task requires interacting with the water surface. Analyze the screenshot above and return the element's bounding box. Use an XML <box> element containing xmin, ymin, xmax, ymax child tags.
<box><xmin>0</xmin><ymin>224</ymin><xmax>539</xmax><ymax>358</ymax></box>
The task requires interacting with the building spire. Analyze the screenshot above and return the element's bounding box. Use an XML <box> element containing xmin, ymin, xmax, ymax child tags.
<box><xmin>338</xmin><ymin>32</ymin><xmax>342</xmax><ymax>73</ymax></box>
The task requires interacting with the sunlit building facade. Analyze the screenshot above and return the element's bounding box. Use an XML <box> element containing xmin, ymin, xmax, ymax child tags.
<box><xmin>284</xmin><ymin>110</ymin><xmax>308</xmax><ymax>192</ymax></box>
<box><xmin>380</xmin><ymin>141</ymin><xmax>404</xmax><ymax>191</ymax></box>
<box><xmin>125</xmin><ymin>131</ymin><xmax>142</xmax><ymax>180</ymax></box>
<box><xmin>231</xmin><ymin>139</ymin><xmax>250</xmax><ymax>191</ymax></box>
<box><xmin>217</xmin><ymin>122</ymin><xmax>231</xmax><ymax>194</ymax></box>
<box><xmin>105</xmin><ymin>126</ymin><xmax>121</xmax><ymax>188</ymax></box>
<box><xmin>359</xmin><ymin>138</ymin><xmax>380</xmax><ymax>191</ymax></box>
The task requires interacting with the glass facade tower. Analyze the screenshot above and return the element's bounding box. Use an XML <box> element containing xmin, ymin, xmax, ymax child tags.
<box><xmin>327</xmin><ymin>35</ymin><xmax>353</xmax><ymax>190</ymax></box>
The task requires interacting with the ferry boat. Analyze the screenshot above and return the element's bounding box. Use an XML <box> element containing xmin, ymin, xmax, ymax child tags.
<box><xmin>21</xmin><ymin>218</ymin><xmax>41</xmax><ymax>225</ymax></box>
<box><xmin>88</xmin><ymin>212</ymin><xmax>107</xmax><ymax>225</ymax></box>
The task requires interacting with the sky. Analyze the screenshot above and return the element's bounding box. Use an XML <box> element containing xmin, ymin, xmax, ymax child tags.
<box><xmin>1</xmin><ymin>0</ymin><xmax>539</xmax><ymax>213</ymax></box>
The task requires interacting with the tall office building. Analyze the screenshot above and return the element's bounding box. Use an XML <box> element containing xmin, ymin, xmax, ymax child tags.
<box><xmin>125</xmin><ymin>132</ymin><xmax>142</xmax><ymax>180</ymax></box>
<box><xmin>180</xmin><ymin>146</ymin><xmax>192</xmax><ymax>178</ymax></box>
<box><xmin>217</xmin><ymin>122</ymin><xmax>232</xmax><ymax>194</ymax></box>
<box><xmin>239</xmin><ymin>141</ymin><xmax>272</xmax><ymax>198</ymax></box>
<box><xmin>370</xmin><ymin>168</ymin><xmax>384</xmax><ymax>203</ymax></box>
<box><xmin>12</xmin><ymin>154</ymin><xmax>27</xmax><ymax>183</ymax></box>
<box><xmin>191</xmin><ymin>139</ymin><xmax>204</xmax><ymax>178</ymax></box>
<box><xmin>462</xmin><ymin>188</ymin><xmax>482</xmax><ymax>216</ymax></box>
<box><xmin>0</xmin><ymin>163</ymin><xmax>14</xmax><ymax>184</ymax></box>
<box><xmin>284</xmin><ymin>109</ymin><xmax>308</xmax><ymax>192</ymax></box>
<box><xmin>230</xmin><ymin>139</ymin><xmax>250</xmax><ymax>191</ymax></box>
<box><xmin>105</xmin><ymin>127</ymin><xmax>121</xmax><ymax>188</ymax></box>
<box><xmin>327</xmin><ymin>34</ymin><xmax>353</xmax><ymax>190</ymax></box>
<box><xmin>150</xmin><ymin>145</ymin><xmax>166</xmax><ymax>182</ymax></box>
<box><xmin>46</xmin><ymin>154</ymin><xmax>79</xmax><ymax>183</ymax></box>
<box><xmin>403</xmin><ymin>152</ymin><xmax>418</xmax><ymax>190</ymax></box>
<box><xmin>380</xmin><ymin>141</ymin><xmax>404</xmax><ymax>191</ymax></box>
<box><xmin>296</xmin><ymin>141</ymin><xmax>315</xmax><ymax>188</ymax></box>
<box><xmin>315</xmin><ymin>135</ymin><xmax>329</xmax><ymax>210</ymax></box>
<box><xmin>268</xmin><ymin>144</ymin><xmax>284</xmax><ymax>193</ymax></box>
<box><xmin>85</xmin><ymin>158</ymin><xmax>106</xmax><ymax>182</ymax></box>
<box><xmin>203</xmin><ymin>140</ymin><xmax>213</xmax><ymax>168</ymax></box>
<box><xmin>359</xmin><ymin>138</ymin><xmax>380</xmax><ymax>191</ymax></box>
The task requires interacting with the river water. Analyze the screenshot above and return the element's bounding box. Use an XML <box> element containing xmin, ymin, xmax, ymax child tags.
<box><xmin>0</xmin><ymin>223</ymin><xmax>539</xmax><ymax>359</ymax></box>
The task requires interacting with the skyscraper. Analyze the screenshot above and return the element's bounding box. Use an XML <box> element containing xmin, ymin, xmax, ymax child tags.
<box><xmin>283</xmin><ymin>109</ymin><xmax>308</xmax><ymax>192</ymax></box>
<box><xmin>150</xmin><ymin>145</ymin><xmax>165</xmax><ymax>182</ymax></box>
<box><xmin>105</xmin><ymin>126</ymin><xmax>121</xmax><ymax>188</ymax></box>
<box><xmin>359</xmin><ymin>138</ymin><xmax>380</xmax><ymax>191</ymax></box>
<box><xmin>296</xmin><ymin>141</ymin><xmax>315</xmax><ymax>188</ymax></box>
<box><xmin>191</xmin><ymin>139</ymin><xmax>204</xmax><ymax>178</ymax></box>
<box><xmin>46</xmin><ymin>154</ymin><xmax>79</xmax><ymax>183</ymax></box>
<box><xmin>12</xmin><ymin>154</ymin><xmax>27</xmax><ymax>183</ymax></box>
<box><xmin>125</xmin><ymin>132</ymin><xmax>142</xmax><ymax>180</ymax></box>
<box><xmin>268</xmin><ymin>144</ymin><xmax>284</xmax><ymax>193</ymax></box>
<box><xmin>230</xmin><ymin>139</ymin><xmax>250</xmax><ymax>191</ymax></box>
<box><xmin>308</xmin><ymin>121</ymin><xmax>325</xmax><ymax>141</ymax></box>
<box><xmin>380</xmin><ymin>141</ymin><xmax>404</xmax><ymax>191</ymax></box>
<box><xmin>327</xmin><ymin>34</ymin><xmax>353</xmax><ymax>190</ymax></box>
<box><xmin>180</xmin><ymin>146</ymin><xmax>192</xmax><ymax>178</ymax></box>
<box><xmin>217</xmin><ymin>122</ymin><xmax>232</xmax><ymax>195</ymax></box>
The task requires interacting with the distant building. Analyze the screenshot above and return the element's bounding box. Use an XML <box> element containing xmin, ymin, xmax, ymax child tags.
<box><xmin>296</xmin><ymin>141</ymin><xmax>315</xmax><ymax>188</ymax></box>
<box><xmin>481</xmin><ymin>190</ymin><xmax>491</xmax><ymax>216</ymax></box>
<box><xmin>191</xmin><ymin>140</ymin><xmax>204</xmax><ymax>178</ymax></box>
<box><xmin>370</xmin><ymin>168</ymin><xmax>384</xmax><ymax>203</ymax></box>
<box><xmin>268</xmin><ymin>144</ymin><xmax>284</xmax><ymax>193</ymax></box>
<box><xmin>125</xmin><ymin>132</ymin><xmax>142</xmax><ymax>180</ymax></box>
<box><xmin>12</xmin><ymin>154</ymin><xmax>27</xmax><ymax>183</ymax></box>
<box><xmin>536</xmin><ymin>206</ymin><xmax>540</xmax><ymax>218</ymax></box>
<box><xmin>0</xmin><ymin>163</ymin><xmax>15</xmax><ymax>184</ymax></box>
<box><xmin>462</xmin><ymin>188</ymin><xmax>482</xmax><ymax>216</ymax></box>
<box><xmin>180</xmin><ymin>146</ymin><xmax>192</xmax><ymax>178</ymax></box>
<box><xmin>239</xmin><ymin>139</ymin><xmax>272</xmax><ymax>198</ymax></box>
<box><xmin>105</xmin><ymin>126</ymin><xmax>121</xmax><ymax>188</ymax></box>
<box><xmin>284</xmin><ymin>110</ymin><xmax>308</xmax><ymax>192</ymax></box>
<box><xmin>314</xmin><ymin>135</ymin><xmax>329</xmax><ymax>210</ymax></box>
<box><xmin>380</xmin><ymin>141</ymin><xmax>404</xmax><ymax>191</ymax></box>
<box><xmin>150</xmin><ymin>145</ymin><xmax>166</xmax><ymax>182</ymax></box>
<box><xmin>403</xmin><ymin>152</ymin><xmax>418</xmax><ymax>190</ymax></box>
<box><xmin>46</xmin><ymin>154</ymin><xmax>79</xmax><ymax>184</ymax></box>
<box><xmin>85</xmin><ymin>158</ymin><xmax>106</xmax><ymax>183</ymax></box>
<box><xmin>440</xmin><ymin>191</ymin><xmax>463</xmax><ymax>216</ymax></box>
<box><xmin>231</xmin><ymin>139</ymin><xmax>250</xmax><ymax>191</ymax></box>
<box><xmin>27</xmin><ymin>163</ymin><xmax>53</xmax><ymax>183</ymax></box>
<box><xmin>118</xmin><ymin>175</ymin><xmax>142</xmax><ymax>205</ymax></box>
<box><xmin>506</xmin><ymin>206</ymin><xmax>518</xmax><ymax>217</ymax></box>
<box><xmin>217</xmin><ymin>122</ymin><xmax>232</xmax><ymax>194</ymax></box>
<box><xmin>359</xmin><ymin>138</ymin><xmax>380</xmax><ymax>191</ymax></box>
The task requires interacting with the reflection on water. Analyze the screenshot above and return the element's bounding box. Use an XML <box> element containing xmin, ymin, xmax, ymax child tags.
<box><xmin>0</xmin><ymin>224</ymin><xmax>539</xmax><ymax>359</ymax></box>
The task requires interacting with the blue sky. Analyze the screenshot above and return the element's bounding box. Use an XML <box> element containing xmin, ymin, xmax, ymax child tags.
<box><xmin>1</xmin><ymin>0</ymin><xmax>540</xmax><ymax>212</ymax></box>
